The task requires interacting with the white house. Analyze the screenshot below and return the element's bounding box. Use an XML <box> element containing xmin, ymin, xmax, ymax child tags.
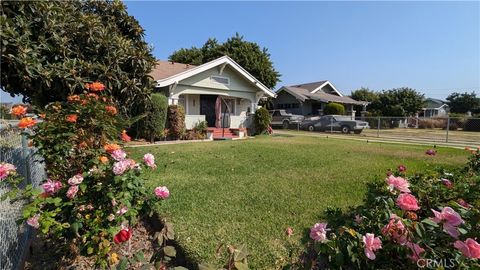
<box><xmin>149</xmin><ymin>56</ymin><xmax>275</xmax><ymax>132</ymax></box>
<box><xmin>423</xmin><ymin>98</ymin><xmax>449</xmax><ymax>117</ymax></box>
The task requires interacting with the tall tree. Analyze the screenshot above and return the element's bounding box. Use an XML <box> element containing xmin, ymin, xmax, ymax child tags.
<box><xmin>0</xmin><ymin>0</ymin><xmax>156</xmax><ymax>115</ymax></box>
<box><xmin>446</xmin><ymin>92</ymin><xmax>480</xmax><ymax>114</ymax></box>
<box><xmin>169</xmin><ymin>33</ymin><xmax>281</xmax><ymax>89</ymax></box>
<box><xmin>377</xmin><ymin>87</ymin><xmax>425</xmax><ymax>116</ymax></box>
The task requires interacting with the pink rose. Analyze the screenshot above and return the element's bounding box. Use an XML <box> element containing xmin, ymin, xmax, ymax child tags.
<box><xmin>457</xmin><ymin>199</ymin><xmax>472</xmax><ymax>209</ymax></box>
<box><xmin>396</xmin><ymin>193</ymin><xmax>420</xmax><ymax>211</ymax></box>
<box><xmin>26</xmin><ymin>214</ymin><xmax>40</xmax><ymax>229</ymax></box>
<box><xmin>154</xmin><ymin>186</ymin><xmax>170</xmax><ymax>199</ymax></box>
<box><xmin>67</xmin><ymin>174</ymin><xmax>83</xmax><ymax>185</ymax></box>
<box><xmin>0</xmin><ymin>163</ymin><xmax>16</xmax><ymax>180</ymax></box>
<box><xmin>406</xmin><ymin>242</ymin><xmax>425</xmax><ymax>262</ymax></box>
<box><xmin>113</xmin><ymin>160</ymin><xmax>130</xmax><ymax>175</ymax></box>
<box><xmin>42</xmin><ymin>179</ymin><xmax>62</xmax><ymax>194</ymax></box>
<box><xmin>143</xmin><ymin>153</ymin><xmax>156</xmax><ymax>169</ymax></box>
<box><xmin>398</xmin><ymin>164</ymin><xmax>406</xmax><ymax>172</ymax></box>
<box><xmin>431</xmin><ymin>207</ymin><xmax>464</xmax><ymax>238</ymax></box>
<box><xmin>426</xmin><ymin>149</ymin><xmax>436</xmax><ymax>156</ymax></box>
<box><xmin>381</xmin><ymin>215</ymin><xmax>408</xmax><ymax>245</ymax></box>
<box><xmin>363</xmin><ymin>233</ymin><xmax>382</xmax><ymax>260</ymax></box>
<box><xmin>111</xmin><ymin>149</ymin><xmax>127</xmax><ymax>161</ymax></box>
<box><xmin>116</xmin><ymin>206</ymin><xmax>128</xmax><ymax>216</ymax></box>
<box><xmin>441</xmin><ymin>179</ymin><xmax>453</xmax><ymax>189</ymax></box>
<box><xmin>386</xmin><ymin>175</ymin><xmax>411</xmax><ymax>193</ymax></box>
<box><xmin>454</xmin><ymin>238</ymin><xmax>480</xmax><ymax>259</ymax></box>
<box><xmin>66</xmin><ymin>185</ymin><xmax>79</xmax><ymax>199</ymax></box>
<box><xmin>309</xmin><ymin>222</ymin><xmax>329</xmax><ymax>242</ymax></box>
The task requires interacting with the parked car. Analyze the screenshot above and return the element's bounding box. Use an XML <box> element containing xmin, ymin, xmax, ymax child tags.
<box><xmin>269</xmin><ymin>110</ymin><xmax>304</xmax><ymax>129</ymax></box>
<box><xmin>301</xmin><ymin>115</ymin><xmax>369</xmax><ymax>134</ymax></box>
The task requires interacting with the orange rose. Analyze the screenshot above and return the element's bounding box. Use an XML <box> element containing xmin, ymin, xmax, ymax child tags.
<box><xmin>18</xmin><ymin>117</ymin><xmax>36</xmax><ymax>129</ymax></box>
<box><xmin>11</xmin><ymin>105</ymin><xmax>27</xmax><ymax>117</ymax></box>
<box><xmin>99</xmin><ymin>156</ymin><xmax>109</xmax><ymax>164</ymax></box>
<box><xmin>66</xmin><ymin>114</ymin><xmax>78</xmax><ymax>123</ymax></box>
<box><xmin>67</xmin><ymin>95</ymin><xmax>81</xmax><ymax>102</ymax></box>
<box><xmin>89</xmin><ymin>82</ymin><xmax>105</xmax><ymax>92</ymax></box>
<box><xmin>121</xmin><ymin>130</ymin><xmax>131</xmax><ymax>142</ymax></box>
<box><xmin>104</xmin><ymin>143</ymin><xmax>120</xmax><ymax>153</ymax></box>
<box><xmin>105</xmin><ymin>106</ymin><xmax>117</xmax><ymax>115</ymax></box>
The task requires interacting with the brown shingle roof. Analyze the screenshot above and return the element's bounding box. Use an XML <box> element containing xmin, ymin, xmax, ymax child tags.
<box><xmin>149</xmin><ymin>60</ymin><xmax>197</xmax><ymax>81</ymax></box>
<box><xmin>290</xmin><ymin>80</ymin><xmax>327</xmax><ymax>92</ymax></box>
<box><xmin>281</xmin><ymin>86</ymin><xmax>367</xmax><ymax>105</ymax></box>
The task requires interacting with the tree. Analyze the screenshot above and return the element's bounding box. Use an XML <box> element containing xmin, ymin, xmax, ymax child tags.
<box><xmin>351</xmin><ymin>88</ymin><xmax>380</xmax><ymax>115</ymax></box>
<box><xmin>0</xmin><ymin>1</ymin><xmax>156</xmax><ymax>115</ymax></box>
<box><xmin>446</xmin><ymin>92</ymin><xmax>480</xmax><ymax>114</ymax></box>
<box><xmin>169</xmin><ymin>33</ymin><xmax>281</xmax><ymax>89</ymax></box>
<box><xmin>377</xmin><ymin>88</ymin><xmax>425</xmax><ymax>116</ymax></box>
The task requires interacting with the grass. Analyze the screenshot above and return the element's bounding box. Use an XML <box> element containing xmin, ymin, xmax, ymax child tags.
<box><xmin>128</xmin><ymin>135</ymin><xmax>469</xmax><ymax>269</ymax></box>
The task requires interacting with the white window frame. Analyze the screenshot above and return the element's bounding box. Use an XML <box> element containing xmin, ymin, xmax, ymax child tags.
<box><xmin>210</xmin><ymin>75</ymin><xmax>230</xmax><ymax>86</ymax></box>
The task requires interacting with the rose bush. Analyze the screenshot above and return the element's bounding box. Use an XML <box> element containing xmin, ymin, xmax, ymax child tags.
<box><xmin>1</xmin><ymin>83</ymin><xmax>170</xmax><ymax>268</ymax></box>
<box><xmin>300</xmin><ymin>149</ymin><xmax>480</xmax><ymax>269</ymax></box>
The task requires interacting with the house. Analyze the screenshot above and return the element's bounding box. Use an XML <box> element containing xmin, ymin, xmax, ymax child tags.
<box><xmin>149</xmin><ymin>56</ymin><xmax>275</xmax><ymax>136</ymax></box>
<box><xmin>421</xmin><ymin>98</ymin><xmax>449</xmax><ymax>118</ymax></box>
<box><xmin>274</xmin><ymin>81</ymin><xmax>367</xmax><ymax>118</ymax></box>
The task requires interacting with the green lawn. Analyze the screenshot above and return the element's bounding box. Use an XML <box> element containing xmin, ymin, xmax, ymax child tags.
<box><xmin>128</xmin><ymin>135</ymin><xmax>468</xmax><ymax>269</ymax></box>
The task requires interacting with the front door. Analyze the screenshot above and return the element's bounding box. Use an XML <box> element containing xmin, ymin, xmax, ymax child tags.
<box><xmin>200</xmin><ymin>95</ymin><xmax>217</xmax><ymax>127</ymax></box>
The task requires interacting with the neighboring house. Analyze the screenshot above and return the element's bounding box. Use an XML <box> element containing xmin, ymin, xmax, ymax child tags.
<box><xmin>274</xmin><ymin>81</ymin><xmax>367</xmax><ymax>118</ymax></box>
<box><xmin>422</xmin><ymin>98</ymin><xmax>449</xmax><ymax>117</ymax></box>
<box><xmin>149</xmin><ymin>56</ymin><xmax>275</xmax><ymax>132</ymax></box>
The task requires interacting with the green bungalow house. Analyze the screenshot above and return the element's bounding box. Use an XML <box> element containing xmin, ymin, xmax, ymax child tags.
<box><xmin>149</xmin><ymin>56</ymin><xmax>275</xmax><ymax>137</ymax></box>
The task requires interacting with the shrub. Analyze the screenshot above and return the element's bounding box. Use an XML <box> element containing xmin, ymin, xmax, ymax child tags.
<box><xmin>133</xmin><ymin>94</ymin><xmax>168</xmax><ymax>142</ymax></box>
<box><xmin>166</xmin><ymin>105</ymin><xmax>185</xmax><ymax>139</ymax></box>
<box><xmin>193</xmin><ymin>120</ymin><xmax>208</xmax><ymax>139</ymax></box>
<box><xmin>1</xmin><ymin>83</ymin><xmax>169</xmax><ymax>268</ymax></box>
<box><xmin>324</xmin><ymin>102</ymin><xmax>345</xmax><ymax>115</ymax></box>
<box><xmin>298</xmin><ymin>150</ymin><xmax>480</xmax><ymax>269</ymax></box>
<box><xmin>254</xmin><ymin>107</ymin><xmax>271</xmax><ymax>135</ymax></box>
<box><xmin>417</xmin><ymin>118</ymin><xmax>446</xmax><ymax>129</ymax></box>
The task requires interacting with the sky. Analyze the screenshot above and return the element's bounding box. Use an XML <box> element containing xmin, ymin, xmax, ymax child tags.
<box><xmin>2</xmin><ymin>1</ymin><xmax>479</xmax><ymax>103</ymax></box>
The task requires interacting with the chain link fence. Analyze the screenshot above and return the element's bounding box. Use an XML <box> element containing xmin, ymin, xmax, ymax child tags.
<box><xmin>284</xmin><ymin>116</ymin><xmax>480</xmax><ymax>146</ymax></box>
<box><xmin>0</xmin><ymin>121</ymin><xmax>45</xmax><ymax>270</ymax></box>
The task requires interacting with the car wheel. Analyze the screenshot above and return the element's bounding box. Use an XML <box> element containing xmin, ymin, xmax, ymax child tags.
<box><xmin>341</xmin><ymin>125</ymin><xmax>350</xmax><ymax>134</ymax></box>
<box><xmin>354</xmin><ymin>130</ymin><xmax>362</xmax><ymax>134</ymax></box>
<box><xmin>282</xmin><ymin>120</ymin><xmax>289</xmax><ymax>129</ymax></box>
<box><xmin>307</xmin><ymin>125</ymin><xmax>315</xmax><ymax>132</ymax></box>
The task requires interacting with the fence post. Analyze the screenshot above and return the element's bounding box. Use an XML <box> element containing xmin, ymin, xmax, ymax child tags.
<box><xmin>445</xmin><ymin>117</ymin><xmax>450</xmax><ymax>143</ymax></box>
<box><xmin>377</xmin><ymin>117</ymin><xmax>380</xmax><ymax>137</ymax></box>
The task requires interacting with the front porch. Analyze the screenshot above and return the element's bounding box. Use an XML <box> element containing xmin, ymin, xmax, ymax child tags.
<box><xmin>176</xmin><ymin>94</ymin><xmax>255</xmax><ymax>130</ymax></box>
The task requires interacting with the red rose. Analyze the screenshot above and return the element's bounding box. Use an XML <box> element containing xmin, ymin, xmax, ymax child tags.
<box><xmin>114</xmin><ymin>228</ymin><xmax>132</xmax><ymax>244</ymax></box>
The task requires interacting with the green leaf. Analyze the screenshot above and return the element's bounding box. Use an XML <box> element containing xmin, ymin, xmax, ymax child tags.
<box><xmin>335</xmin><ymin>252</ymin><xmax>344</xmax><ymax>265</ymax></box>
<box><xmin>458</xmin><ymin>227</ymin><xmax>468</xmax><ymax>235</ymax></box>
<box><xmin>166</xmin><ymin>229</ymin><xmax>175</xmax><ymax>240</ymax></box>
<box><xmin>198</xmin><ymin>264</ymin><xmax>217</xmax><ymax>270</ymax></box>
<box><xmin>117</xmin><ymin>257</ymin><xmax>128</xmax><ymax>270</ymax></box>
<box><xmin>173</xmin><ymin>267</ymin><xmax>189</xmax><ymax>270</ymax></box>
<box><xmin>163</xmin><ymin>246</ymin><xmax>176</xmax><ymax>257</ymax></box>
<box><xmin>421</xmin><ymin>218</ymin><xmax>439</xmax><ymax>227</ymax></box>
<box><xmin>134</xmin><ymin>251</ymin><xmax>146</xmax><ymax>263</ymax></box>
<box><xmin>234</xmin><ymin>261</ymin><xmax>249</xmax><ymax>270</ymax></box>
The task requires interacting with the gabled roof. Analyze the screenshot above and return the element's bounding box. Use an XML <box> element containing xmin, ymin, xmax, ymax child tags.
<box><xmin>150</xmin><ymin>61</ymin><xmax>196</xmax><ymax>80</ymax></box>
<box><xmin>151</xmin><ymin>56</ymin><xmax>275</xmax><ymax>98</ymax></box>
<box><xmin>289</xmin><ymin>80</ymin><xmax>343</xmax><ymax>96</ymax></box>
<box><xmin>278</xmin><ymin>86</ymin><xmax>367</xmax><ymax>105</ymax></box>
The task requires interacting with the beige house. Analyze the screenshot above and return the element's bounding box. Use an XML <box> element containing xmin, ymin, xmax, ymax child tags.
<box><xmin>150</xmin><ymin>56</ymin><xmax>275</xmax><ymax>131</ymax></box>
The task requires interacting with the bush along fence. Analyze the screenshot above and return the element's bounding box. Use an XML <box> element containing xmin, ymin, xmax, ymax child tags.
<box><xmin>0</xmin><ymin>83</ymin><xmax>181</xmax><ymax>269</ymax></box>
<box><xmin>297</xmin><ymin>148</ymin><xmax>480</xmax><ymax>269</ymax></box>
<box><xmin>0</xmin><ymin>125</ymin><xmax>45</xmax><ymax>270</ymax></box>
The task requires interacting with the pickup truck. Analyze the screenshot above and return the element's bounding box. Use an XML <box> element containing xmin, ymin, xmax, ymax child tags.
<box><xmin>269</xmin><ymin>110</ymin><xmax>304</xmax><ymax>129</ymax></box>
<box><xmin>301</xmin><ymin>115</ymin><xmax>369</xmax><ymax>134</ymax></box>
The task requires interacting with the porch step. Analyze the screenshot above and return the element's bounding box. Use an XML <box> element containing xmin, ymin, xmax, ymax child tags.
<box><xmin>208</xmin><ymin>128</ymin><xmax>239</xmax><ymax>139</ymax></box>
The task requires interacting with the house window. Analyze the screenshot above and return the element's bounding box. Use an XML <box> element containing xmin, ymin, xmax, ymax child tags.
<box><xmin>211</xmin><ymin>75</ymin><xmax>230</xmax><ymax>85</ymax></box>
